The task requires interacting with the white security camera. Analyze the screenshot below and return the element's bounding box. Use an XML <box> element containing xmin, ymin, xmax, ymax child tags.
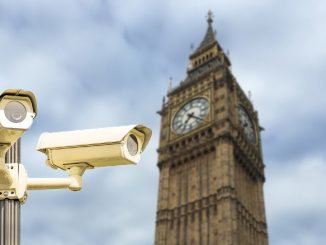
<box><xmin>0</xmin><ymin>89</ymin><xmax>37</xmax><ymax>186</ymax></box>
<box><xmin>0</xmin><ymin>88</ymin><xmax>153</xmax><ymax>200</ymax></box>
<box><xmin>36</xmin><ymin>124</ymin><xmax>152</xmax><ymax>171</ymax></box>
<box><xmin>0</xmin><ymin>89</ymin><xmax>37</xmax><ymax>148</ymax></box>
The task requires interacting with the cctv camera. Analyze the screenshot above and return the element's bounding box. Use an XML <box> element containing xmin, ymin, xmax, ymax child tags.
<box><xmin>0</xmin><ymin>89</ymin><xmax>37</xmax><ymax>186</ymax></box>
<box><xmin>0</xmin><ymin>89</ymin><xmax>37</xmax><ymax>152</ymax></box>
<box><xmin>36</xmin><ymin>124</ymin><xmax>152</xmax><ymax>170</ymax></box>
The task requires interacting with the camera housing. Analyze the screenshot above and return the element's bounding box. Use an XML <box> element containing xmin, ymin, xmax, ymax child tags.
<box><xmin>36</xmin><ymin>124</ymin><xmax>152</xmax><ymax>170</ymax></box>
<box><xmin>0</xmin><ymin>89</ymin><xmax>37</xmax><ymax>148</ymax></box>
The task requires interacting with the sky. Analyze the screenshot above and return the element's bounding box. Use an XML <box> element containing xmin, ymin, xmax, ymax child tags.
<box><xmin>0</xmin><ymin>0</ymin><xmax>326</xmax><ymax>244</ymax></box>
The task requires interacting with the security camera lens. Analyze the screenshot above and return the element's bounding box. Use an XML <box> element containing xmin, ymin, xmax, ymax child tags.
<box><xmin>4</xmin><ymin>101</ymin><xmax>27</xmax><ymax>123</ymax></box>
<box><xmin>127</xmin><ymin>134</ymin><xmax>138</xmax><ymax>156</ymax></box>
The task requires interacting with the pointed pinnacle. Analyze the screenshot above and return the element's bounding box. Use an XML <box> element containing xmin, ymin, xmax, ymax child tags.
<box><xmin>207</xmin><ymin>10</ymin><xmax>214</xmax><ymax>24</ymax></box>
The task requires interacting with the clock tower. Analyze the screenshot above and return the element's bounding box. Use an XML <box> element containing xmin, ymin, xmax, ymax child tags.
<box><xmin>155</xmin><ymin>12</ymin><xmax>268</xmax><ymax>245</ymax></box>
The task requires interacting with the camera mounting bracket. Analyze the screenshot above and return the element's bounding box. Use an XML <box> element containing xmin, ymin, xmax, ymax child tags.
<box><xmin>0</xmin><ymin>163</ymin><xmax>28</xmax><ymax>203</ymax></box>
<box><xmin>0</xmin><ymin>162</ymin><xmax>91</xmax><ymax>203</ymax></box>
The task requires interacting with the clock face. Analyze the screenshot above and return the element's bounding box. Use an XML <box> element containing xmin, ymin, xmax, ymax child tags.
<box><xmin>172</xmin><ymin>97</ymin><xmax>209</xmax><ymax>134</ymax></box>
<box><xmin>237</xmin><ymin>105</ymin><xmax>256</xmax><ymax>144</ymax></box>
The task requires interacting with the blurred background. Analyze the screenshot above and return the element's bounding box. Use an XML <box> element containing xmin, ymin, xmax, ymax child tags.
<box><xmin>0</xmin><ymin>0</ymin><xmax>325</xmax><ymax>244</ymax></box>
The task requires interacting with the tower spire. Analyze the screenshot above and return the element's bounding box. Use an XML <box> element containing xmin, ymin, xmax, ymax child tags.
<box><xmin>207</xmin><ymin>10</ymin><xmax>214</xmax><ymax>24</ymax></box>
<box><xmin>190</xmin><ymin>10</ymin><xmax>217</xmax><ymax>58</ymax></box>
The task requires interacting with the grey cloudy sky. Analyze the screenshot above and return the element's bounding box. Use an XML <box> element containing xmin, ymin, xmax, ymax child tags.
<box><xmin>1</xmin><ymin>0</ymin><xmax>325</xmax><ymax>244</ymax></box>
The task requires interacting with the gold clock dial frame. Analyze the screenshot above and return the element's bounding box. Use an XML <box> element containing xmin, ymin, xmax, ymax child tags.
<box><xmin>171</xmin><ymin>97</ymin><xmax>210</xmax><ymax>135</ymax></box>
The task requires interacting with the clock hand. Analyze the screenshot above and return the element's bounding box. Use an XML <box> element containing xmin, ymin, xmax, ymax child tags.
<box><xmin>185</xmin><ymin>112</ymin><xmax>194</xmax><ymax>124</ymax></box>
<box><xmin>188</xmin><ymin>113</ymin><xmax>203</xmax><ymax>121</ymax></box>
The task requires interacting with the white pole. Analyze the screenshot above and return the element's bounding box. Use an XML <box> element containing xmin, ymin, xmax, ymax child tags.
<box><xmin>0</xmin><ymin>140</ymin><xmax>21</xmax><ymax>245</ymax></box>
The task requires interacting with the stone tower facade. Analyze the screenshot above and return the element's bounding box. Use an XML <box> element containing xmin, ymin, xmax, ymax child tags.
<box><xmin>155</xmin><ymin>12</ymin><xmax>268</xmax><ymax>245</ymax></box>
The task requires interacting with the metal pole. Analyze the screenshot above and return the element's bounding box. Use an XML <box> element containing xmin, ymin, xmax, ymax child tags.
<box><xmin>0</xmin><ymin>140</ymin><xmax>21</xmax><ymax>245</ymax></box>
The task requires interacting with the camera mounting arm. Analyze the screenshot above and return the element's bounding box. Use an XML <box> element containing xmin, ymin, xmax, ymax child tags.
<box><xmin>0</xmin><ymin>164</ymin><xmax>90</xmax><ymax>203</ymax></box>
<box><xmin>27</xmin><ymin>165</ymin><xmax>88</xmax><ymax>191</ymax></box>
